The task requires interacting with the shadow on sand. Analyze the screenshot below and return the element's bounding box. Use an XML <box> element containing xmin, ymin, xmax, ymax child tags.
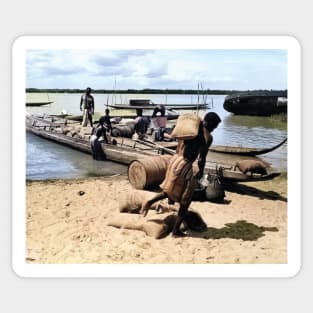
<box><xmin>190</xmin><ymin>220</ymin><xmax>279</xmax><ymax>241</ymax></box>
<box><xmin>224</xmin><ymin>183</ymin><xmax>287</xmax><ymax>202</ymax></box>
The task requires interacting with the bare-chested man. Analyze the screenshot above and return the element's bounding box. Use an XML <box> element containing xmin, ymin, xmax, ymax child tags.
<box><xmin>140</xmin><ymin>112</ymin><xmax>221</xmax><ymax>237</ymax></box>
<box><xmin>80</xmin><ymin>87</ymin><xmax>94</xmax><ymax>127</ymax></box>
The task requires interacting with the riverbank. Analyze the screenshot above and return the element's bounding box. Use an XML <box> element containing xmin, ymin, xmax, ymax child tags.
<box><xmin>26</xmin><ymin>88</ymin><xmax>287</xmax><ymax>95</ymax></box>
<box><xmin>26</xmin><ymin>174</ymin><xmax>287</xmax><ymax>264</ymax></box>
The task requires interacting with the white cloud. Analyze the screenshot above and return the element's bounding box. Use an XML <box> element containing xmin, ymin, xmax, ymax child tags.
<box><xmin>26</xmin><ymin>49</ymin><xmax>287</xmax><ymax>90</ymax></box>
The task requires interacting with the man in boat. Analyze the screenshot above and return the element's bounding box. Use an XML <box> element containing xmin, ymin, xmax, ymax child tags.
<box><xmin>152</xmin><ymin>104</ymin><xmax>166</xmax><ymax>118</ymax></box>
<box><xmin>90</xmin><ymin>116</ymin><xmax>110</xmax><ymax>160</ymax></box>
<box><xmin>140</xmin><ymin>112</ymin><xmax>221</xmax><ymax>237</ymax></box>
<box><xmin>103</xmin><ymin>108</ymin><xmax>112</xmax><ymax>132</ymax></box>
<box><xmin>151</xmin><ymin>104</ymin><xmax>171</xmax><ymax>141</ymax></box>
<box><xmin>80</xmin><ymin>87</ymin><xmax>95</xmax><ymax>127</ymax></box>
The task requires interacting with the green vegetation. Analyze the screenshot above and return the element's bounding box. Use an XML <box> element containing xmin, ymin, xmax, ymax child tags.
<box><xmin>26</xmin><ymin>88</ymin><xmax>287</xmax><ymax>95</ymax></box>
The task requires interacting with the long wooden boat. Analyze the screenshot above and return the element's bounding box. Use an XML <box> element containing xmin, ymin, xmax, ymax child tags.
<box><xmin>26</xmin><ymin>113</ymin><xmax>281</xmax><ymax>183</ymax></box>
<box><xmin>109</xmin><ymin>103</ymin><xmax>207</xmax><ymax>110</ymax></box>
<box><xmin>55</xmin><ymin>113</ymin><xmax>179</xmax><ymax>122</ymax></box>
<box><xmin>26</xmin><ymin>113</ymin><xmax>175</xmax><ymax>161</ymax></box>
<box><xmin>26</xmin><ymin>101</ymin><xmax>54</xmax><ymax>107</ymax></box>
<box><xmin>109</xmin><ymin>98</ymin><xmax>208</xmax><ymax>110</ymax></box>
<box><xmin>209</xmin><ymin>138</ymin><xmax>287</xmax><ymax>156</ymax></box>
<box><xmin>223</xmin><ymin>91</ymin><xmax>287</xmax><ymax>116</ymax></box>
<box><xmin>207</xmin><ymin>167</ymin><xmax>280</xmax><ymax>183</ymax></box>
<box><xmin>27</xmin><ymin>113</ymin><xmax>286</xmax><ymax>156</ymax></box>
<box><xmin>134</xmin><ymin>139</ymin><xmax>281</xmax><ymax>182</ymax></box>
<box><xmin>136</xmin><ymin>136</ymin><xmax>287</xmax><ymax>157</ymax></box>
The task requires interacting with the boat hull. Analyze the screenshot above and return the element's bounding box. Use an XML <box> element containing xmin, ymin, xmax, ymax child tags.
<box><xmin>209</xmin><ymin>138</ymin><xmax>287</xmax><ymax>156</ymax></box>
<box><xmin>61</xmin><ymin>113</ymin><xmax>179</xmax><ymax>122</ymax></box>
<box><xmin>223</xmin><ymin>93</ymin><xmax>287</xmax><ymax>116</ymax></box>
<box><xmin>26</xmin><ymin>114</ymin><xmax>281</xmax><ymax>183</ymax></box>
<box><xmin>109</xmin><ymin>103</ymin><xmax>207</xmax><ymax>110</ymax></box>
<box><xmin>26</xmin><ymin>101</ymin><xmax>54</xmax><ymax>107</ymax></box>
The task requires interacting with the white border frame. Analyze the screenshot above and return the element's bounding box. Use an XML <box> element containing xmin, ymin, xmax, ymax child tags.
<box><xmin>12</xmin><ymin>36</ymin><xmax>301</xmax><ymax>277</ymax></box>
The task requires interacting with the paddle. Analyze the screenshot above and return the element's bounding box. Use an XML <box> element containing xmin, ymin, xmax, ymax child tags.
<box><xmin>136</xmin><ymin>138</ymin><xmax>175</xmax><ymax>155</ymax></box>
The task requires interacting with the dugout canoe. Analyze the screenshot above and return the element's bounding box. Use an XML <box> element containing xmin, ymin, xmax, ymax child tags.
<box><xmin>25</xmin><ymin>113</ymin><xmax>281</xmax><ymax>182</ymax></box>
<box><xmin>26</xmin><ymin>101</ymin><xmax>54</xmax><ymax>107</ymax></box>
<box><xmin>48</xmin><ymin>115</ymin><xmax>287</xmax><ymax>156</ymax></box>
<box><xmin>53</xmin><ymin>113</ymin><xmax>179</xmax><ymax>122</ymax></box>
<box><xmin>137</xmin><ymin>136</ymin><xmax>287</xmax><ymax>157</ymax></box>
<box><xmin>133</xmin><ymin>139</ymin><xmax>281</xmax><ymax>183</ymax></box>
<box><xmin>26</xmin><ymin>114</ymin><xmax>166</xmax><ymax>163</ymax></box>
<box><xmin>26</xmin><ymin>113</ymin><xmax>286</xmax><ymax>157</ymax></box>
<box><xmin>109</xmin><ymin>98</ymin><xmax>208</xmax><ymax>110</ymax></box>
<box><xmin>109</xmin><ymin>103</ymin><xmax>207</xmax><ymax>110</ymax></box>
<box><xmin>209</xmin><ymin>138</ymin><xmax>287</xmax><ymax>156</ymax></box>
<box><xmin>206</xmin><ymin>167</ymin><xmax>281</xmax><ymax>183</ymax></box>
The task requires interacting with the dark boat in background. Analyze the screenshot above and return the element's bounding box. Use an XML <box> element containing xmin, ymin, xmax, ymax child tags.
<box><xmin>223</xmin><ymin>91</ymin><xmax>287</xmax><ymax>116</ymax></box>
<box><xmin>26</xmin><ymin>101</ymin><xmax>54</xmax><ymax>107</ymax></box>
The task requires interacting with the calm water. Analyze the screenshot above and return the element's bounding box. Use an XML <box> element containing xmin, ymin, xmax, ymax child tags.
<box><xmin>26</xmin><ymin>93</ymin><xmax>287</xmax><ymax>180</ymax></box>
<box><xmin>26</xmin><ymin>132</ymin><xmax>127</xmax><ymax>180</ymax></box>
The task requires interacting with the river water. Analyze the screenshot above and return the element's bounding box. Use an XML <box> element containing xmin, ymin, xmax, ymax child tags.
<box><xmin>26</xmin><ymin>93</ymin><xmax>287</xmax><ymax>180</ymax></box>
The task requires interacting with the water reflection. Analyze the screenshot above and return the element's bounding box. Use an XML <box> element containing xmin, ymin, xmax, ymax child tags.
<box><xmin>223</xmin><ymin>114</ymin><xmax>287</xmax><ymax>131</ymax></box>
<box><xmin>26</xmin><ymin>132</ymin><xmax>127</xmax><ymax>180</ymax></box>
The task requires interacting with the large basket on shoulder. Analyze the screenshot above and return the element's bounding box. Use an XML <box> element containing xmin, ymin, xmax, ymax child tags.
<box><xmin>170</xmin><ymin>113</ymin><xmax>201</xmax><ymax>140</ymax></box>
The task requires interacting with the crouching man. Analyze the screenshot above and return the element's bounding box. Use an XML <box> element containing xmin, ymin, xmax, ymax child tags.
<box><xmin>90</xmin><ymin>116</ymin><xmax>110</xmax><ymax>160</ymax></box>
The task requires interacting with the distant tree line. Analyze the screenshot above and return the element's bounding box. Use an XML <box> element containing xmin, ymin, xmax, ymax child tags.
<box><xmin>26</xmin><ymin>88</ymin><xmax>287</xmax><ymax>95</ymax></box>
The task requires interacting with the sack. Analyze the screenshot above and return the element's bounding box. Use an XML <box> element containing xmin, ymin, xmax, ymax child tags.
<box><xmin>170</xmin><ymin>113</ymin><xmax>201</xmax><ymax>140</ymax></box>
<box><xmin>107</xmin><ymin>213</ymin><xmax>176</xmax><ymax>239</ymax></box>
<box><xmin>119</xmin><ymin>190</ymin><xmax>159</xmax><ymax>213</ymax></box>
<box><xmin>235</xmin><ymin>160</ymin><xmax>268</xmax><ymax>175</ymax></box>
<box><xmin>160</xmin><ymin>155</ymin><xmax>193</xmax><ymax>203</ymax></box>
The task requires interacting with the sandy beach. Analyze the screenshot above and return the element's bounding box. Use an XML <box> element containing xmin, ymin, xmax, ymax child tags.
<box><xmin>26</xmin><ymin>174</ymin><xmax>287</xmax><ymax>264</ymax></box>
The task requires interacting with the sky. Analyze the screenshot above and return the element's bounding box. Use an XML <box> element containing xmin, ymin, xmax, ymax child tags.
<box><xmin>26</xmin><ymin>49</ymin><xmax>287</xmax><ymax>90</ymax></box>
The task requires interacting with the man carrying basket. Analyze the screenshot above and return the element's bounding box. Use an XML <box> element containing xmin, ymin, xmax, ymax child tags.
<box><xmin>140</xmin><ymin>112</ymin><xmax>221</xmax><ymax>237</ymax></box>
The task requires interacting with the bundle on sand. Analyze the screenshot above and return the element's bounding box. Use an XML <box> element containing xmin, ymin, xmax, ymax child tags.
<box><xmin>107</xmin><ymin>213</ymin><xmax>177</xmax><ymax>239</ymax></box>
<box><xmin>235</xmin><ymin>159</ymin><xmax>269</xmax><ymax>175</ymax></box>
<box><xmin>107</xmin><ymin>211</ymin><xmax>207</xmax><ymax>239</ymax></box>
<box><xmin>119</xmin><ymin>189</ymin><xmax>176</xmax><ymax>214</ymax></box>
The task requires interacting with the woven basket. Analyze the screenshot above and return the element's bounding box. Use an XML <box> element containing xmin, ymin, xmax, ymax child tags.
<box><xmin>170</xmin><ymin>113</ymin><xmax>201</xmax><ymax>140</ymax></box>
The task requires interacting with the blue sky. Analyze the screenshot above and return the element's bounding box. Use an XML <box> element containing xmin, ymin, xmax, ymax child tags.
<box><xmin>26</xmin><ymin>49</ymin><xmax>287</xmax><ymax>90</ymax></box>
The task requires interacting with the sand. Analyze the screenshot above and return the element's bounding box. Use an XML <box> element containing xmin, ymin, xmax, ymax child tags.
<box><xmin>26</xmin><ymin>174</ymin><xmax>287</xmax><ymax>264</ymax></box>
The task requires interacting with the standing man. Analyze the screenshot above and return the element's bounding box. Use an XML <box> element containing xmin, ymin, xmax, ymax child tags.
<box><xmin>80</xmin><ymin>87</ymin><xmax>94</xmax><ymax>127</ymax></box>
<box><xmin>140</xmin><ymin>112</ymin><xmax>221</xmax><ymax>237</ymax></box>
